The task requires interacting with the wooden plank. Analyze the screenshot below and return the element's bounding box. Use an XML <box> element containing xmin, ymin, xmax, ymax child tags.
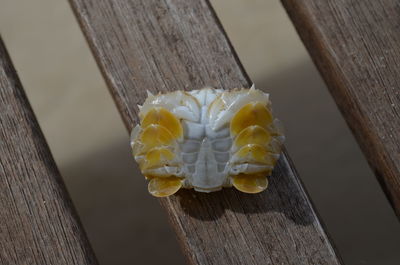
<box><xmin>281</xmin><ymin>0</ymin><xmax>400</xmax><ymax>217</ymax></box>
<box><xmin>68</xmin><ymin>0</ymin><xmax>343</xmax><ymax>264</ymax></box>
<box><xmin>0</xmin><ymin>37</ymin><xmax>98</xmax><ymax>264</ymax></box>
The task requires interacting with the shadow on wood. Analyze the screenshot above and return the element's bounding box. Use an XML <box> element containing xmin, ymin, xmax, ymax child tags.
<box><xmin>176</xmin><ymin>157</ymin><xmax>314</xmax><ymax>226</ymax></box>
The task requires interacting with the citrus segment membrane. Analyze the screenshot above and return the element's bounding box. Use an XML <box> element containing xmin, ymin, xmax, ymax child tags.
<box><xmin>233</xmin><ymin>125</ymin><xmax>271</xmax><ymax>151</ymax></box>
<box><xmin>231</xmin><ymin>144</ymin><xmax>276</xmax><ymax>166</ymax></box>
<box><xmin>135</xmin><ymin>124</ymin><xmax>175</xmax><ymax>154</ymax></box>
<box><xmin>148</xmin><ymin>177</ymin><xmax>183</xmax><ymax>197</ymax></box>
<box><xmin>140</xmin><ymin>147</ymin><xmax>176</xmax><ymax>171</ymax></box>
<box><xmin>142</xmin><ymin>107</ymin><xmax>183</xmax><ymax>139</ymax></box>
<box><xmin>232</xmin><ymin>173</ymin><xmax>268</xmax><ymax>194</ymax></box>
<box><xmin>230</xmin><ymin>102</ymin><xmax>273</xmax><ymax>136</ymax></box>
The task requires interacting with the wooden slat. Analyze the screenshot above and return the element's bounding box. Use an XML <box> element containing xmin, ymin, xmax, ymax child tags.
<box><xmin>281</xmin><ymin>0</ymin><xmax>400</xmax><ymax>217</ymax></box>
<box><xmin>0</xmin><ymin>37</ymin><xmax>98</xmax><ymax>264</ymax></box>
<box><xmin>69</xmin><ymin>1</ymin><xmax>342</xmax><ymax>264</ymax></box>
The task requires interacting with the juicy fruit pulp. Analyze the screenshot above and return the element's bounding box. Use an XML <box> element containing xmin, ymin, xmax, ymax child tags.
<box><xmin>142</xmin><ymin>107</ymin><xmax>183</xmax><ymax>139</ymax></box>
<box><xmin>230</xmin><ymin>102</ymin><xmax>273</xmax><ymax>136</ymax></box>
<box><xmin>131</xmin><ymin>87</ymin><xmax>284</xmax><ymax>197</ymax></box>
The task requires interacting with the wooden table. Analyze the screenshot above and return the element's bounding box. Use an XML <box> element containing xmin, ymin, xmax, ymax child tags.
<box><xmin>68</xmin><ymin>0</ymin><xmax>342</xmax><ymax>264</ymax></box>
<box><xmin>282</xmin><ymin>0</ymin><xmax>400</xmax><ymax>218</ymax></box>
<box><xmin>2</xmin><ymin>0</ymin><xmax>399</xmax><ymax>264</ymax></box>
<box><xmin>0</xmin><ymin>38</ymin><xmax>98</xmax><ymax>265</ymax></box>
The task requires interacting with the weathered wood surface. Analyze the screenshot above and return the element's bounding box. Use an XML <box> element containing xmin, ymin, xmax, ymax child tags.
<box><xmin>69</xmin><ymin>0</ymin><xmax>342</xmax><ymax>264</ymax></box>
<box><xmin>0</xmin><ymin>37</ymin><xmax>98</xmax><ymax>264</ymax></box>
<box><xmin>281</xmin><ymin>0</ymin><xmax>400</xmax><ymax>218</ymax></box>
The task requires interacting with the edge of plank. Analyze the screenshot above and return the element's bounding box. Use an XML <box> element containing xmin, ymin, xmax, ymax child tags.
<box><xmin>281</xmin><ymin>0</ymin><xmax>400</xmax><ymax>217</ymax></box>
<box><xmin>0</xmin><ymin>37</ymin><xmax>98</xmax><ymax>265</ymax></box>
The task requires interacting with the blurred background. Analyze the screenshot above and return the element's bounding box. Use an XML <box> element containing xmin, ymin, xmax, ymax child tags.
<box><xmin>1</xmin><ymin>0</ymin><xmax>400</xmax><ymax>264</ymax></box>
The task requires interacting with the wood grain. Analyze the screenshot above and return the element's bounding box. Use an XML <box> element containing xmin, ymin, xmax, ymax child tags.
<box><xmin>69</xmin><ymin>0</ymin><xmax>342</xmax><ymax>264</ymax></box>
<box><xmin>0</xmin><ymin>37</ymin><xmax>98</xmax><ymax>264</ymax></box>
<box><xmin>281</xmin><ymin>0</ymin><xmax>400</xmax><ymax>217</ymax></box>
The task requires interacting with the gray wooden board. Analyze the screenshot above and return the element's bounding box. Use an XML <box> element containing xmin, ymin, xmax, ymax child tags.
<box><xmin>281</xmin><ymin>0</ymin><xmax>400</xmax><ymax>218</ymax></box>
<box><xmin>0</xmin><ymin>37</ymin><xmax>98</xmax><ymax>264</ymax></box>
<box><xmin>69</xmin><ymin>0</ymin><xmax>342</xmax><ymax>264</ymax></box>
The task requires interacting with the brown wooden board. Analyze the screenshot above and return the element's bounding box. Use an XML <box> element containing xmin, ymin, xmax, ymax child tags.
<box><xmin>69</xmin><ymin>0</ymin><xmax>343</xmax><ymax>264</ymax></box>
<box><xmin>0</xmin><ymin>37</ymin><xmax>98</xmax><ymax>264</ymax></box>
<box><xmin>281</xmin><ymin>0</ymin><xmax>400</xmax><ymax>218</ymax></box>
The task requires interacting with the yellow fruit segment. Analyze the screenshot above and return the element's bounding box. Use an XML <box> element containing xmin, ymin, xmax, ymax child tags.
<box><xmin>142</xmin><ymin>107</ymin><xmax>183</xmax><ymax>139</ymax></box>
<box><xmin>234</xmin><ymin>125</ymin><xmax>271</xmax><ymax>149</ymax></box>
<box><xmin>140</xmin><ymin>148</ymin><xmax>175</xmax><ymax>170</ymax></box>
<box><xmin>138</xmin><ymin>124</ymin><xmax>175</xmax><ymax>154</ymax></box>
<box><xmin>232</xmin><ymin>173</ymin><xmax>268</xmax><ymax>193</ymax></box>
<box><xmin>148</xmin><ymin>177</ymin><xmax>183</xmax><ymax>197</ymax></box>
<box><xmin>236</xmin><ymin>144</ymin><xmax>274</xmax><ymax>165</ymax></box>
<box><xmin>230</xmin><ymin>102</ymin><xmax>273</xmax><ymax>136</ymax></box>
